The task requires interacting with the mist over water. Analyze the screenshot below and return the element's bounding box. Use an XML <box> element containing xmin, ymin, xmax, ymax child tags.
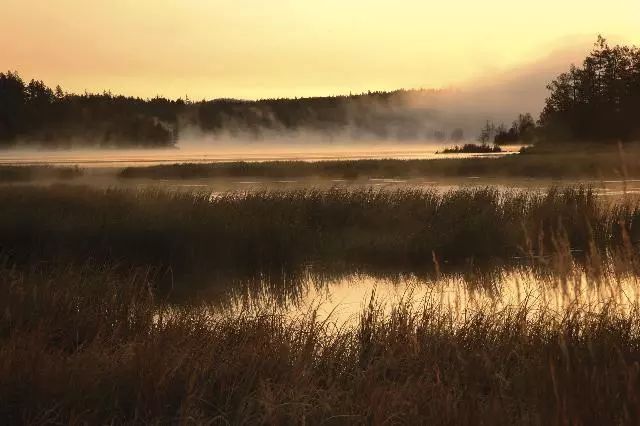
<box><xmin>0</xmin><ymin>140</ymin><xmax>521</xmax><ymax>167</ymax></box>
<box><xmin>0</xmin><ymin>40</ymin><xmax>590</xmax><ymax>167</ymax></box>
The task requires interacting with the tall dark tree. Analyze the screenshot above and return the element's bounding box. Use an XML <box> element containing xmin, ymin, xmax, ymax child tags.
<box><xmin>478</xmin><ymin>121</ymin><xmax>496</xmax><ymax>143</ymax></box>
<box><xmin>539</xmin><ymin>36</ymin><xmax>640</xmax><ymax>143</ymax></box>
<box><xmin>0</xmin><ymin>72</ymin><xmax>26</xmax><ymax>143</ymax></box>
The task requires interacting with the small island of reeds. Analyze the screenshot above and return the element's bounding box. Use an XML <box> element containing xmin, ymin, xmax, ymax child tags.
<box><xmin>438</xmin><ymin>143</ymin><xmax>503</xmax><ymax>154</ymax></box>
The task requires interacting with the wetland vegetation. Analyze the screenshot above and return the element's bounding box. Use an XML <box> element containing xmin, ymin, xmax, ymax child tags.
<box><xmin>118</xmin><ymin>144</ymin><xmax>640</xmax><ymax>180</ymax></box>
<box><xmin>0</xmin><ymin>165</ymin><xmax>82</xmax><ymax>182</ymax></box>
<box><xmin>1</xmin><ymin>186</ymin><xmax>637</xmax><ymax>281</ymax></box>
<box><xmin>3</xmin><ymin>243</ymin><xmax>640</xmax><ymax>424</ymax></box>
<box><xmin>2</xmin><ymin>36</ymin><xmax>640</xmax><ymax>424</ymax></box>
<box><xmin>438</xmin><ymin>143</ymin><xmax>502</xmax><ymax>154</ymax></box>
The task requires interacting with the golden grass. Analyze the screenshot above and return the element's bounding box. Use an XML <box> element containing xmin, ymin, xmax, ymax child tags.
<box><xmin>2</xmin><ymin>257</ymin><xmax>640</xmax><ymax>424</ymax></box>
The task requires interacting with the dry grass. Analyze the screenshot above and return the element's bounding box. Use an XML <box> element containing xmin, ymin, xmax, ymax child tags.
<box><xmin>118</xmin><ymin>148</ymin><xmax>640</xmax><ymax>180</ymax></box>
<box><xmin>0</xmin><ymin>185</ymin><xmax>637</xmax><ymax>300</ymax></box>
<box><xmin>0</xmin><ymin>185</ymin><xmax>637</xmax><ymax>266</ymax></box>
<box><xmin>0</xmin><ymin>165</ymin><xmax>82</xmax><ymax>182</ymax></box>
<box><xmin>2</xmin><ymin>258</ymin><xmax>640</xmax><ymax>424</ymax></box>
<box><xmin>1</xmin><ymin>184</ymin><xmax>640</xmax><ymax>423</ymax></box>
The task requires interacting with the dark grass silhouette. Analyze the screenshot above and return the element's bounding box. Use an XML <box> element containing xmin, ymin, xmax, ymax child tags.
<box><xmin>2</xmin><ymin>255</ymin><xmax>640</xmax><ymax>424</ymax></box>
<box><xmin>0</xmin><ymin>165</ymin><xmax>82</xmax><ymax>182</ymax></box>
<box><xmin>1</xmin><ymin>185</ymin><xmax>640</xmax><ymax>423</ymax></box>
<box><xmin>0</xmin><ymin>185</ymin><xmax>637</xmax><ymax>291</ymax></box>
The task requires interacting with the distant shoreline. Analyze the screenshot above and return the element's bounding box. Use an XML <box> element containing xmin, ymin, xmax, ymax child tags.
<box><xmin>1</xmin><ymin>145</ymin><xmax>639</xmax><ymax>182</ymax></box>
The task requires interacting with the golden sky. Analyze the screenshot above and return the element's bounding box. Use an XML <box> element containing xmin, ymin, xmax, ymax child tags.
<box><xmin>2</xmin><ymin>0</ymin><xmax>639</xmax><ymax>99</ymax></box>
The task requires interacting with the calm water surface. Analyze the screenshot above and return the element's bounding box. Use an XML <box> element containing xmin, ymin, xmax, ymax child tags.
<box><xmin>3</xmin><ymin>144</ymin><xmax>640</xmax><ymax>196</ymax></box>
<box><xmin>200</xmin><ymin>267</ymin><xmax>640</xmax><ymax>325</ymax></box>
<box><xmin>4</xmin><ymin>145</ymin><xmax>639</xmax><ymax>318</ymax></box>
<box><xmin>0</xmin><ymin>143</ymin><xmax>521</xmax><ymax>166</ymax></box>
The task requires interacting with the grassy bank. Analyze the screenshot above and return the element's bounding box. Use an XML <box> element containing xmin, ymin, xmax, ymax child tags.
<box><xmin>118</xmin><ymin>149</ymin><xmax>640</xmax><ymax>180</ymax></box>
<box><xmin>0</xmin><ymin>185</ymin><xmax>638</xmax><ymax>291</ymax></box>
<box><xmin>0</xmin><ymin>165</ymin><xmax>82</xmax><ymax>182</ymax></box>
<box><xmin>2</xmin><ymin>261</ymin><xmax>640</xmax><ymax>424</ymax></box>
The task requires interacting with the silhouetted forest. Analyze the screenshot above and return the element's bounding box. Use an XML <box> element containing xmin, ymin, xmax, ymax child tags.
<box><xmin>0</xmin><ymin>72</ymin><xmax>182</xmax><ymax>147</ymax></box>
<box><xmin>481</xmin><ymin>37</ymin><xmax>640</xmax><ymax>146</ymax></box>
<box><xmin>2</xmin><ymin>37</ymin><xmax>639</xmax><ymax>148</ymax></box>
<box><xmin>538</xmin><ymin>36</ymin><xmax>640</xmax><ymax>143</ymax></box>
<box><xmin>0</xmin><ymin>73</ymin><xmax>450</xmax><ymax>148</ymax></box>
<box><xmin>194</xmin><ymin>91</ymin><xmax>442</xmax><ymax>140</ymax></box>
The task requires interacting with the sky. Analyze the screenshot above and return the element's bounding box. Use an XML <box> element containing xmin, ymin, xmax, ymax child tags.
<box><xmin>2</xmin><ymin>0</ymin><xmax>639</xmax><ymax>100</ymax></box>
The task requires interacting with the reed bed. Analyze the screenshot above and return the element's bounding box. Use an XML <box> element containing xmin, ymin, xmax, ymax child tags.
<box><xmin>118</xmin><ymin>149</ymin><xmax>640</xmax><ymax>180</ymax></box>
<box><xmin>2</xmin><ymin>259</ymin><xmax>640</xmax><ymax>424</ymax></box>
<box><xmin>0</xmin><ymin>185</ymin><xmax>637</xmax><ymax>275</ymax></box>
<box><xmin>0</xmin><ymin>165</ymin><xmax>82</xmax><ymax>182</ymax></box>
<box><xmin>1</xmin><ymin>185</ymin><xmax>640</xmax><ymax>423</ymax></box>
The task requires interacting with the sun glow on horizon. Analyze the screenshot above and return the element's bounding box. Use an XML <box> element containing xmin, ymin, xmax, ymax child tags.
<box><xmin>3</xmin><ymin>0</ymin><xmax>639</xmax><ymax>100</ymax></box>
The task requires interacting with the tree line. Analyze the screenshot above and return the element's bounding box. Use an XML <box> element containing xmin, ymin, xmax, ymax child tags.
<box><xmin>0</xmin><ymin>76</ymin><xmax>452</xmax><ymax>147</ymax></box>
<box><xmin>539</xmin><ymin>36</ymin><xmax>640</xmax><ymax>143</ymax></box>
<box><xmin>479</xmin><ymin>114</ymin><xmax>536</xmax><ymax>145</ymax></box>
<box><xmin>0</xmin><ymin>72</ymin><xmax>182</xmax><ymax>147</ymax></box>
<box><xmin>2</xmin><ymin>36</ymin><xmax>638</xmax><ymax>148</ymax></box>
<box><xmin>484</xmin><ymin>36</ymin><xmax>640</xmax><ymax>146</ymax></box>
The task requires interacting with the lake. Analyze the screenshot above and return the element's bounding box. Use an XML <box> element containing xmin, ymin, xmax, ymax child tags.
<box><xmin>2</xmin><ymin>145</ymin><xmax>639</xmax><ymax>319</ymax></box>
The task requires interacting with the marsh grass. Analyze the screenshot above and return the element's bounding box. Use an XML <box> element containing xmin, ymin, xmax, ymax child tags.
<box><xmin>0</xmin><ymin>185</ymin><xmax>638</xmax><ymax>297</ymax></box>
<box><xmin>2</xmin><ymin>185</ymin><xmax>640</xmax><ymax>423</ymax></box>
<box><xmin>0</xmin><ymin>165</ymin><xmax>82</xmax><ymax>182</ymax></box>
<box><xmin>118</xmin><ymin>149</ymin><xmax>640</xmax><ymax>180</ymax></box>
<box><xmin>2</xmin><ymin>256</ymin><xmax>640</xmax><ymax>424</ymax></box>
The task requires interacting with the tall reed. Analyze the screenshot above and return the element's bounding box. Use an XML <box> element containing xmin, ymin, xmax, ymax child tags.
<box><xmin>0</xmin><ymin>186</ymin><xmax>636</xmax><ymax>278</ymax></box>
<box><xmin>2</xmin><ymin>259</ymin><xmax>640</xmax><ymax>424</ymax></box>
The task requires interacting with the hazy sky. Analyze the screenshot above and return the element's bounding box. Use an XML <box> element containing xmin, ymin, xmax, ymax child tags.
<box><xmin>3</xmin><ymin>0</ymin><xmax>639</xmax><ymax>99</ymax></box>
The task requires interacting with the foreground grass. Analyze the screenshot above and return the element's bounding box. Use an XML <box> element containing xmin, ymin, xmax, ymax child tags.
<box><xmin>118</xmin><ymin>148</ymin><xmax>640</xmax><ymax>180</ymax></box>
<box><xmin>2</xmin><ymin>262</ymin><xmax>640</xmax><ymax>424</ymax></box>
<box><xmin>0</xmin><ymin>186</ymin><xmax>638</xmax><ymax>284</ymax></box>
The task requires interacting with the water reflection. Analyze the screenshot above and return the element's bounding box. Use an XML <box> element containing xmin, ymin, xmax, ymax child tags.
<box><xmin>0</xmin><ymin>144</ymin><xmax>522</xmax><ymax>167</ymax></box>
<box><xmin>10</xmin><ymin>171</ymin><xmax>640</xmax><ymax>201</ymax></box>
<box><xmin>189</xmin><ymin>258</ymin><xmax>640</xmax><ymax>326</ymax></box>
